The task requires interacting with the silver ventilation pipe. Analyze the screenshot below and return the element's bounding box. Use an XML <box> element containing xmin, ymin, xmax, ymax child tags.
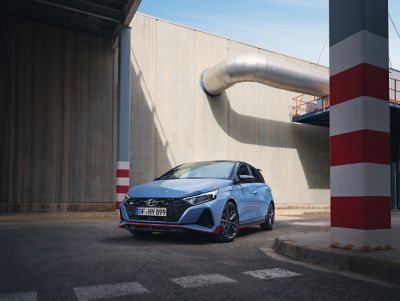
<box><xmin>201</xmin><ymin>53</ymin><xmax>329</xmax><ymax>97</ymax></box>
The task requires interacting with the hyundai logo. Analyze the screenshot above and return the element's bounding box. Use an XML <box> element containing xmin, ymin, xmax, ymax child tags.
<box><xmin>146</xmin><ymin>199</ymin><xmax>158</xmax><ymax>207</ymax></box>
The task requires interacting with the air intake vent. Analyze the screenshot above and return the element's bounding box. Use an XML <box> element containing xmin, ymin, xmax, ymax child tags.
<box><xmin>197</xmin><ymin>209</ymin><xmax>214</xmax><ymax>228</ymax></box>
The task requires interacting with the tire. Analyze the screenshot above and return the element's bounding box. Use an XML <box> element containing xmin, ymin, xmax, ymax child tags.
<box><xmin>129</xmin><ymin>230</ymin><xmax>152</xmax><ymax>237</ymax></box>
<box><xmin>260</xmin><ymin>202</ymin><xmax>275</xmax><ymax>231</ymax></box>
<box><xmin>216</xmin><ymin>201</ymin><xmax>240</xmax><ymax>243</ymax></box>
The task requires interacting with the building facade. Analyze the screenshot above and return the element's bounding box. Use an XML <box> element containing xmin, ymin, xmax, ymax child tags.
<box><xmin>3</xmin><ymin>11</ymin><xmax>398</xmax><ymax>212</ymax></box>
<box><xmin>130</xmin><ymin>13</ymin><xmax>330</xmax><ymax>209</ymax></box>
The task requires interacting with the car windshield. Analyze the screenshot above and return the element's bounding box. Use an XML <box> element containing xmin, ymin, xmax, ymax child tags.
<box><xmin>157</xmin><ymin>162</ymin><xmax>236</xmax><ymax>180</ymax></box>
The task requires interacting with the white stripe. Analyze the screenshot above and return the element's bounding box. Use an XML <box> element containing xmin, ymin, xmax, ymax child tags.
<box><xmin>291</xmin><ymin>221</ymin><xmax>330</xmax><ymax>227</ymax></box>
<box><xmin>331</xmin><ymin>227</ymin><xmax>391</xmax><ymax>249</ymax></box>
<box><xmin>330</xmin><ymin>97</ymin><xmax>390</xmax><ymax>136</ymax></box>
<box><xmin>74</xmin><ymin>282</ymin><xmax>149</xmax><ymax>301</ymax></box>
<box><xmin>115</xmin><ymin>193</ymin><xmax>126</xmax><ymax>202</ymax></box>
<box><xmin>331</xmin><ymin>163</ymin><xmax>390</xmax><ymax>197</ymax></box>
<box><xmin>116</xmin><ymin>161</ymin><xmax>129</xmax><ymax>169</ymax></box>
<box><xmin>243</xmin><ymin>268</ymin><xmax>302</xmax><ymax>280</ymax></box>
<box><xmin>0</xmin><ymin>292</ymin><xmax>37</xmax><ymax>301</ymax></box>
<box><xmin>330</xmin><ymin>30</ymin><xmax>388</xmax><ymax>76</ymax></box>
<box><xmin>116</xmin><ymin>178</ymin><xmax>129</xmax><ymax>185</ymax></box>
<box><xmin>171</xmin><ymin>274</ymin><xmax>237</xmax><ymax>288</ymax></box>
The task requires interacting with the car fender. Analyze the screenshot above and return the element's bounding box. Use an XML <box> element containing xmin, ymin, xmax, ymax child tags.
<box><xmin>207</xmin><ymin>187</ymin><xmax>237</xmax><ymax>229</ymax></box>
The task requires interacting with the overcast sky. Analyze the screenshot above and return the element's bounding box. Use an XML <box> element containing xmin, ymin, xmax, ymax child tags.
<box><xmin>138</xmin><ymin>0</ymin><xmax>400</xmax><ymax>69</ymax></box>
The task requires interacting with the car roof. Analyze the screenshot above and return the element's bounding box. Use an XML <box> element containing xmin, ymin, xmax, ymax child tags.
<box><xmin>200</xmin><ymin>160</ymin><xmax>259</xmax><ymax>169</ymax></box>
<box><xmin>180</xmin><ymin>160</ymin><xmax>251</xmax><ymax>166</ymax></box>
<box><xmin>181</xmin><ymin>161</ymin><xmax>262</xmax><ymax>175</ymax></box>
<box><xmin>182</xmin><ymin>160</ymin><xmax>238</xmax><ymax>164</ymax></box>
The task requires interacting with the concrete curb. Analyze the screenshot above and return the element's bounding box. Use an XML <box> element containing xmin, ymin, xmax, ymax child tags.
<box><xmin>0</xmin><ymin>212</ymin><xmax>119</xmax><ymax>223</ymax></box>
<box><xmin>273</xmin><ymin>237</ymin><xmax>400</xmax><ymax>285</ymax></box>
<box><xmin>276</xmin><ymin>210</ymin><xmax>330</xmax><ymax>216</ymax></box>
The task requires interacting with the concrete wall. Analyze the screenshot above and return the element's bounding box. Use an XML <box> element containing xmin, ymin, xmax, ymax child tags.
<box><xmin>130</xmin><ymin>14</ymin><xmax>330</xmax><ymax>208</ymax></box>
<box><xmin>0</xmin><ymin>15</ymin><xmax>116</xmax><ymax>212</ymax></box>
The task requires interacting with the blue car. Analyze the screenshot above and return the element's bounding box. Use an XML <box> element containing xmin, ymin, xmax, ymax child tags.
<box><xmin>119</xmin><ymin>160</ymin><xmax>275</xmax><ymax>242</ymax></box>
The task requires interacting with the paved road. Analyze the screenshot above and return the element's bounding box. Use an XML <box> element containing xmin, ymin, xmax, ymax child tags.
<box><xmin>0</xmin><ymin>216</ymin><xmax>398</xmax><ymax>300</ymax></box>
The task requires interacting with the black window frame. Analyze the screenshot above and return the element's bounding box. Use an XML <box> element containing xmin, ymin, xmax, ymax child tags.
<box><xmin>248</xmin><ymin>165</ymin><xmax>265</xmax><ymax>183</ymax></box>
<box><xmin>236</xmin><ymin>163</ymin><xmax>252</xmax><ymax>178</ymax></box>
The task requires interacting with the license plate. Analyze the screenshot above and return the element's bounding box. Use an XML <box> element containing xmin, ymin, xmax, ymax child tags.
<box><xmin>135</xmin><ymin>207</ymin><xmax>167</xmax><ymax>217</ymax></box>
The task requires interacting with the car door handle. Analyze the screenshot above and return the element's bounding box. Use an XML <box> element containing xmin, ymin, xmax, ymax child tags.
<box><xmin>253</xmin><ymin>190</ymin><xmax>258</xmax><ymax>194</ymax></box>
<box><xmin>265</xmin><ymin>187</ymin><xmax>270</xmax><ymax>191</ymax></box>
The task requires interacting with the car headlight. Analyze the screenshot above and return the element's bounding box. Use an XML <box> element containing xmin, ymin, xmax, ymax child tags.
<box><xmin>122</xmin><ymin>194</ymin><xmax>130</xmax><ymax>203</ymax></box>
<box><xmin>183</xmin><ymin>189</ymin><xmax>218</xmax><ymax>205</ymax></box>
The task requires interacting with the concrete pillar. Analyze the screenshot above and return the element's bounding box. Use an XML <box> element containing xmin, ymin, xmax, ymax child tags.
<box><xmin>329</xmin><ymin>0</ymin><xmax>391</xmax><ymax>250</ymax></box>
<box><xmin>115</xmin><ymin>26</ymin><xmax>131</xmax><ymax>210</ymax></box>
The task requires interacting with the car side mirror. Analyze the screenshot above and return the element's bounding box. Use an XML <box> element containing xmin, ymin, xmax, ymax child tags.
<box><xmin>239</xmin><ymin>175</ymin><xmax>255</xmax><ymax>183</ymax></box>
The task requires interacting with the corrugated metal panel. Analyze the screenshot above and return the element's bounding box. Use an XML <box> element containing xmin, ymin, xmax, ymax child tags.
<box><xmin>0</xmin><ymin>15</ymin><xmax>115</xmax><ymax>212</ymax></box>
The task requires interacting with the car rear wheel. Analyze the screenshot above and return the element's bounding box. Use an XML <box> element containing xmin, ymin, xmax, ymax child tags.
<box><xmin>216</xmin><ymin>201</ymin><xmax>239</xmax><ymax>243</ymax></box>
<box><xmin>260</xmin><ymin>202</ymin><xmax>275</xmax><ymax>231</ymax></box>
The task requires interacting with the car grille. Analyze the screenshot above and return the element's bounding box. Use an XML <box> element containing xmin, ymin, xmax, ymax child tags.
<box><xmin>124</xmin><ymin>198</ymin><xmax>191</xmax><ymax>222</ymax></box>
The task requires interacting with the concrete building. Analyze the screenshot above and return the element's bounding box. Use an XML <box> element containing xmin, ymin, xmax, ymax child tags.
<box><xmin>1</xmin><ymin>6</ymin><xmax>398</xmax><ymax>216</ymax></box>
<box><xmin>130</xmin><ymin>13</ymin><xmax>330</xmax><ymax>210</ymax></box>
<box><xmin>0</xmin><ymin>0</ymin><xmax>141</xmax><ymax>212</ymax></box>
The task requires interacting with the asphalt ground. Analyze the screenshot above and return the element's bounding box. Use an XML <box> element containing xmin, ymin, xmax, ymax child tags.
<box><xmin>0</xmin><ymin>215</ymin><xmax>399</xmax><ymax>300</ymax></box>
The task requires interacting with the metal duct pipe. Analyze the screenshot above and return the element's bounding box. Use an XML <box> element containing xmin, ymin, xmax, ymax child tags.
<box><xmin>201</xmin><ymin>53</ymin><xmax>329</xmax><ymax>97</ymax></box>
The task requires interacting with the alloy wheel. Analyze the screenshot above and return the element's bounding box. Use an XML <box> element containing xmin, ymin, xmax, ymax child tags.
<box><xmin>261</xmin><ymin>202</ymin><xmax>275</xmax><ymax>231</ymax></box>
<box><xmin>220</xmin><ymin>202</ymin><xmax>239</xmax><ymax>239</ymax></box>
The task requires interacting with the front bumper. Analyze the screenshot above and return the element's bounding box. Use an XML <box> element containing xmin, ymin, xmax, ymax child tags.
<box><xmin>119</xmin><ymin>197</ymin><xmax>226</xmax><ymax>234</ymax></box>
<box><xmin>119</xmin><ymin>221</ymin><xmax>221</xmax><ymax>234</ymax></box>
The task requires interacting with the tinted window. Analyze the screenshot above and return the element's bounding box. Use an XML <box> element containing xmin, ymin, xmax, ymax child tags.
<box><xmin>158</xmin><ymin>161</ymin><xmax>235</xmax><ymax>180</ymax></box>
<box><xmin>237</xmin><ymin>164</ymin><xmax>251</xmax><ymax>177</ymax></box>
<box><xmin>249</xmin><ymin>166</ymin><xmax>265</xmax><ymax>183</ymax></box>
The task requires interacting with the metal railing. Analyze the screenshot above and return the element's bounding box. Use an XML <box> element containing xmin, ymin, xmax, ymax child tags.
<box><xmin>291</xmin><ymin>77</ymin><xmax>400</xmax><ymax>118</ymax></box>
<box><xmin>290</xmin><ymin>95</ymin><xmax>329</xmax><ymax>118</ymax></box>
<box><xmin>390</xmin><ymin>77</ymin><xmax>399</xmax><ymax>104</ymax></box>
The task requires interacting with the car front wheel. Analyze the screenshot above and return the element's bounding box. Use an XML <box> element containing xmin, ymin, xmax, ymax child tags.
<box><xmin>216</xmin><ymin>201</ymin><xmax>239</xmax><ymax>243</ymax></box>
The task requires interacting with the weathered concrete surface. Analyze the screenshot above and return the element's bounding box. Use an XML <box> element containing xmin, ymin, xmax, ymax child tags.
<box><xmin>130</xmin><ymin>14</ymin><xmax>330</xmax><ymax>208</ymax></box>
<box><xmin>194</xmin><ymin>31</ymin><xmax>229</xmax><ymax>161</ymax></box>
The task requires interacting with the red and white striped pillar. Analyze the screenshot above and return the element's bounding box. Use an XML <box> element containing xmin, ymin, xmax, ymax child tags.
<box><xmin>329</xmin><ymin>0</ymin><xmax>391</xmax><ymax>250</ymax></box>
<box><xmin>115</xmin><ymin>26</ymin><xmax>131</xmax><ymax>212</ymax></box>
<box><xmin>115</xmin><ymin>161</ymin><xmax>130</xmax><ymax>210</ymax></box>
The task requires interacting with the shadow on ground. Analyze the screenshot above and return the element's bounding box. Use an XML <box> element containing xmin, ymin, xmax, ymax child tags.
<box><xmin>99</xmin><ymin>226</ymin><xmax>269</xmax><ymax>247</ymax></box>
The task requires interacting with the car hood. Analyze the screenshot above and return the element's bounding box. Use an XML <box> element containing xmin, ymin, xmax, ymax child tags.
<box><xmin>128</xmin><ymin>178</ymin><xmax>232</xmax><ymax>199</ymax></box>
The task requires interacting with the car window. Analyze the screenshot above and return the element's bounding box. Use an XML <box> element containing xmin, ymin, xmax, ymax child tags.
<box><xmin>249</xmin><ymin>166</ymin><xmax>265</xmax><ymax>183</ymax></box>
<box><xmin>237</xmin><ymin>164</ymin><xmax>251</xmax><ymax>177</ymax></box>
<box><xmin>157</xmin><ymin>161</ymin><xmax>236</xmax><ymax>180</ymax></box>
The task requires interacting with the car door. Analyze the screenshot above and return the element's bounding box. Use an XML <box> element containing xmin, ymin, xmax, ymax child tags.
<box><xmin>248</xmin><ymin>165</ymin><xmax>271</xmax><ymax>219</ymax></box>
<box><xmin>233</xmin><ymin>164</ymin><xmax>260</xmax><ymax>222</ymax></box>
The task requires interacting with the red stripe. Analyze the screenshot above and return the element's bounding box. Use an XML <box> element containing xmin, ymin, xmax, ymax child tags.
<box><xmin>116</xmin><ymin>169</ymin><xmax>129</xmax><ymax>177</ymax></box>
<box><xmin>330</xmin><ymin>130</ymin><xmax>390</xmax><ymax>166</ymax></box>
<box><xmin>239</xmin><ymin>220</ymin><xmax>264</xmax><ymax>229</ymax></box>
<box><xmin>119</xmin><ymin>221</ymin><xmax>220</xmax><ymax>234</ymax></box>
<box><xmin>116</xmin><ymin>185</ymin><xmax>129</xmax><ymax>193</ymax></box>
<box><xmin>330</xmin><ymin>63</ymin><xmax>388</xmax><ymax>106</ymax></box>
<box><xmin>115</xmin><ymin>201</ymin><xmax>122</xmax><ymax>209</ymax></box>
<box><xmin>331</xmin><ymin>196</ymin><xmax>391</xmax><ymax>229</ymax></box>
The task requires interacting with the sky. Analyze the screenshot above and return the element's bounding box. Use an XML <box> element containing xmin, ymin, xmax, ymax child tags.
<box><xmin>138</xmin><ymin>0</ymin><xmax>400</xmax><ymax>69</ymax></box>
